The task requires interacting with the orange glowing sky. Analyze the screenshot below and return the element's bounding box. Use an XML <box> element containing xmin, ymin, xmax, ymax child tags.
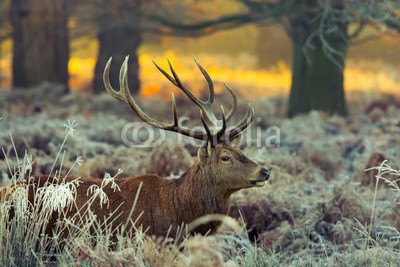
<box><xmin>71</xmin><ymin>51</ymin><xmax>400</xmax><ymax>99</ymax></box>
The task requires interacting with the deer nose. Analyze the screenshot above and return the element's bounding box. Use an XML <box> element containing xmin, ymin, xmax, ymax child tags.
<box><xmin>260</xmin><ymin>169</ymin><xmax>270</xmax><ymax>180</ymax></box>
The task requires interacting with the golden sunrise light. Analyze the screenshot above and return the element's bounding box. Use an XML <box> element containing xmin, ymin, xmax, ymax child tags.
<box><xmin>1</xmin><ymin>50</ymin><xmax>398</xmax><ymax>99</ymax></box>
<box><xmin>56</xmin><ymin>51</ymin><xmax>400</xmax><ymax>98</ymax></box>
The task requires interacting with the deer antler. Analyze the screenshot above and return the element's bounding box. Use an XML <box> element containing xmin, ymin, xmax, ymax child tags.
<box><xmin>152</xmin><ymin>58</ymin><xmax>238</xmax><ymax>126</ymax></box>
<box><xmin>104</xmin><ymin>56</ymin><xmax>207</xmax><ymax>141</ymax></box>
<box><xmin>103</xmin><ymin>56</ymin><xmax>254</xmax><ymax>145</ymax></box>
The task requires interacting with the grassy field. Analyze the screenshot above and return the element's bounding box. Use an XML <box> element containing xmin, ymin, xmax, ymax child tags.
<box><xmin>0</xmin><ymin>84</ymin><xmax>399</xmax><ymax>266</ymax></box>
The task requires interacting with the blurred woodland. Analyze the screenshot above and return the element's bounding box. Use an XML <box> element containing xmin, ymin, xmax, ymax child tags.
<box><xmin>0</xmin><ymin>0</ymin><xmax>399</xmax><ymax>116</ymax></box>
<box><xmin>1</xmin><ymin>1</ymin><xmax>400</xmax><ymax>265</ymax></box>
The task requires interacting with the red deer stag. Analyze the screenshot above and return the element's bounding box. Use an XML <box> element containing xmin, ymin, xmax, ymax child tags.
<box><xmin>1</xmin><ymin>56</ymin><xmax>270</xmax><ymax>239</ymax></box>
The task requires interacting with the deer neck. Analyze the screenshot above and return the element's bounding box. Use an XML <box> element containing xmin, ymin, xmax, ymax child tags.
<box><xmin>174</xmin><ymin>162</ymin><xmax>230</xmax><ymax>219</ymax></box>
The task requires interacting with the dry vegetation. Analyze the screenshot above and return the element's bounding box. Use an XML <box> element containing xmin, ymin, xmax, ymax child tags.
<box><xmin>0</xmin><ymin>85</ymin><xmax>399</xmax><ymax>266</ymax></box>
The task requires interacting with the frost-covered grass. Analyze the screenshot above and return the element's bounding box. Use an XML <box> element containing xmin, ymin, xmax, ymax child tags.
<box><xmin>0</xmin><ymin>88</ymin><xmax>400</xmax><ymax>265</ymax></box>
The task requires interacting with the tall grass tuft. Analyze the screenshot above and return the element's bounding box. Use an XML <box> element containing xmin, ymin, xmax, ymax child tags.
<box><xmin>367</xmin><ymin>160</ymin><xmax>400</xmax><ymax>234</ymax></box>
<box><xmin>0</xmin><ymin>120</ymin><xmax>85</xmax><ymax>265</ymax></box>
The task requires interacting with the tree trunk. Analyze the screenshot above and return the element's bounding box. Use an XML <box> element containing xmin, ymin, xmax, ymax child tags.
<box><xmin>287</xmin><ymin>40</ymin><xmax>347</xmax><ymax>117</ymax></box>
<box><xmin>287</xmin><ymin>1</ymin><xmax>347</xmax><ymax>117</ymax></box>
<box><xmin>10</xmin><ymin>0</ymin><xmax>69</xmax><ymax>91</ymax></box>
<box><xmin>93</xmin><ymin>27</ymin><xmax>141</xmax><ymax>94</ymax></box>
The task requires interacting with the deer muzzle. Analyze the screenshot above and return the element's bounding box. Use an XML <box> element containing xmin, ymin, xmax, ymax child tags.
<box><xmin>250</xmin><ymin>168</ymin><xmax>270</xmax><ymax>187</ymax></box>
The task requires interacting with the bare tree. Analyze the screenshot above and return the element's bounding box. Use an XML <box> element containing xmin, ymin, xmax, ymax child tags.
<box><xmin>147</xmin><ymin>0</ymin><xmax>400</xmax><ymax>116</ymax></box>
<box><xmin>10</xmin><ymin>0</ymin><xmax>69</xmax><ymax>91</ymax></box>
<box><xmin>73</xmin><ymin>0</ymin><xmax>144</xmax><ymax>94</ymax></box>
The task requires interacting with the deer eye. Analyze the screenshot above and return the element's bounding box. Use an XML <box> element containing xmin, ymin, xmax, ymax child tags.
<box><xmin>221</xmin><ymin>156</ymin><xmax>230</xmax><ymax>162</ymax></box>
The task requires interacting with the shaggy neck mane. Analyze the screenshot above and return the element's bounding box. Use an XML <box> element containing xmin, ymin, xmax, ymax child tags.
<box><xmin>173</xmin><ymin>161</ymin><xmax>230</xmax><ymax>222</ymax></box>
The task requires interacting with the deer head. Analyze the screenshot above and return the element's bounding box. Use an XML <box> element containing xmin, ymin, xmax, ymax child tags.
<box><xmin>104</xmin><ymin>56</ymin><xmax>270</xmax><ymax>197</ymax></box>
<box><xmin>197</xmin><ymin>144</ymin><xmax>269</xmax><ymax>196</ymax></box>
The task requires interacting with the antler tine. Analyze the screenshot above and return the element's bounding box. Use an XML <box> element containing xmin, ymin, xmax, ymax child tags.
<box><xmin>121</xmin><ymin>59</ymin><xmax>152</xmax><ymax>122</ymax></box>
<box><xmin>193</xmin><ymin>57</ymin><xmax>214</xmax><ymax>104</ymax></box>
<box><xmin>153</xmin><ymin>59</ymin><xmax>218</xmax><ymax>125</ymax></box>
<box><xmin>169</xmin><ymin>98</ymin><xmax>210</xmax><ymax>140</ymax></box>
<box><xmin>168</xmin><ymin>60</ymin><xmax>205</xmax><ymax>106</ymax></box>
<box><xmin>223</xmin><ymin>83</ymin><xmax>237</xmax><ymax>121</ymax></box>
<box><xmin>120</xmin><ymin>56</ymin><xmax>167</xmax><ymax>129</ymax></box>
<box><xmin>201</xmin><ymin>105</ymin><xmax>227</xmax><ymax>145</ymax></box>
<box><xmin>216</xmin><ymin>106</ymin><xmax>227</xmax><ymax>140</ymax></box>
<box><xmin>200</xmin><ymin>110</ymin><xmax>213</xmax><ymax>143</ymax></box>
<box><xmin>153</xmin><ymin>60</ymin><xmax>204</xmax><ymax>108</ymax></box>
<box><xmin>104</xmin><ymin>57</ymin><xmax>126</xmax><ymax>102</ymax></box>
<box><xmin>226</xmin><ymin>104</ymin><xmax>255</xmax><ymax>140</ymax></box>
<box><xmin>152</xmin><ymin>60</ymin><xmax>179</xmax><ymax>87</ymax></box>
<box><xmin>105</xmin><ymin>56</ymin><xmax>207</xmax><ymax>141</ymax></box>
<box><xmin>192</xmin><ymin>59</ymin><xmax>239</xmax><ymax>124</ymax></box>
<box><xmin>119</xmin><ymin>57</ymin><xmax>127</xmax><ymax>99</ymax></box>
<box><xmin>171</xmin><ymin>92</ymin><xmax>179</xmax><ymax>127</ymax></box>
